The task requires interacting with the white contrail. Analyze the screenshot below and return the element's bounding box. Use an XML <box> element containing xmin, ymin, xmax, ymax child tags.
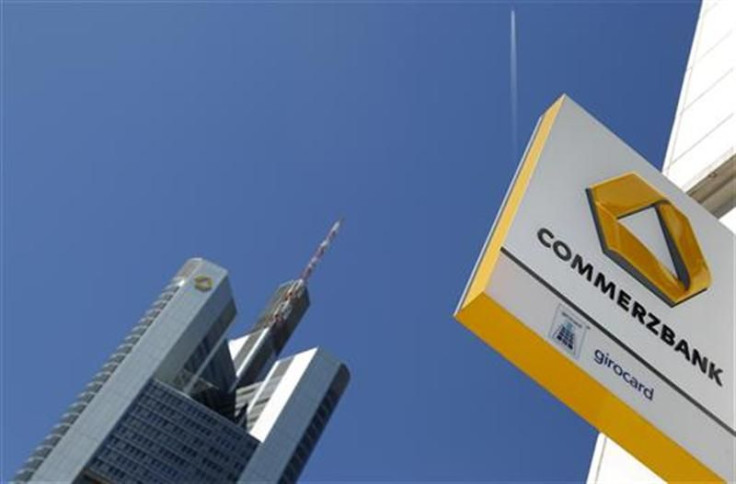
<box><xmin>510</xmin><ymin>8</ymin><xmax>518</xmax><ymax>163</ymax></box>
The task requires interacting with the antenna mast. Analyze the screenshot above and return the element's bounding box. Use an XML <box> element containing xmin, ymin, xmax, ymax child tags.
<box><xmin>271</xmin><ymin>218</ymin><xmax>343</xmax><ymax>325</ymax></box>
<box><xmin>299</xmin><ymin>218</ymin><xmax>343</xmax><ymax>283</ymax></box>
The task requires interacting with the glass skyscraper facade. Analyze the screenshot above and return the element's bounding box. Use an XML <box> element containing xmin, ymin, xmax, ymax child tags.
<box><xmin>13</xmin><ymin>258</ymin><xmax>349</xmax><ymax>483</ymax></box>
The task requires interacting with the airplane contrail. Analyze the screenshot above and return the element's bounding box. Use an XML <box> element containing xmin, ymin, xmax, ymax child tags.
<box><xmin>510</xmin><ymin>8</ymin><xmax>518</xmax><ymax>163</ymax></box>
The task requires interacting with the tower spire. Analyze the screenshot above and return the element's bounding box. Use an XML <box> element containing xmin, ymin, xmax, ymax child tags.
<box><xmin>271</xmin><ymin>218</ymin><xmax>343</xmax><ymax>326</ymax></box>
<box><xmin>299</xmin><ymin>217</ymin><xmax>343</xmax><ymax>283</ymax></box>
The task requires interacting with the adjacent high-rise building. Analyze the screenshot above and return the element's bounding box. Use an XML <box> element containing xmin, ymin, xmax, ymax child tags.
<box><xmin>13</xmin><ymin>224</ymin><xmax>349</xmax><ymax>483</ymax></box>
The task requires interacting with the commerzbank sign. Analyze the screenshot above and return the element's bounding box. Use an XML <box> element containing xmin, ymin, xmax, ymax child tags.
<box><xmin>454</xmin><ymin>96</ymin><xmax>735</xmax><ymax>483</ymax></box>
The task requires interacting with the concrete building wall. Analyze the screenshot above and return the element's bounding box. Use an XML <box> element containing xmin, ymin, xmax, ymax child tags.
<box><xmin>663</xmin><ymin>0</ymin><xmax>735</xmax><ymax>196</ymax></box>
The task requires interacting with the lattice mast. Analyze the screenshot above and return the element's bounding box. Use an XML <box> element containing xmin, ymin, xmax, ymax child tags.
<box><xmin>271</xmin><ymin>218</ymin><xmax>343</xmax><ymax>326</ymax></box>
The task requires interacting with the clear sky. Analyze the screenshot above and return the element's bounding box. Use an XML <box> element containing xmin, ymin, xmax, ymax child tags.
<box><xmin>2</xmin><ymin>1</ymin><xmax>699</xmax><ymax>481</ymax></box>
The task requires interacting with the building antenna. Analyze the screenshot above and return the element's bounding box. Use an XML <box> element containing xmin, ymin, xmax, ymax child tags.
<box><xmin>271</xmin><ymin>218</ymin><xmax>344</xmax><ymax>325</ymax></box>
<box><xmin>299</xmin><ymin>217</ymin><xmax>344</xmax><ymax>283</ymax></box>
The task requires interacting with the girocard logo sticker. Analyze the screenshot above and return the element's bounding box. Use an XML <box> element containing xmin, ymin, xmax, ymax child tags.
<box><xmin>586</xmin><ymin>172</ymin><xmax>710</xmax><ymax>307</ymax></box>
<box><xmin>549</xmin><ymin>305</ymin><xmax>587</xmax><ymax>359</ymax></box>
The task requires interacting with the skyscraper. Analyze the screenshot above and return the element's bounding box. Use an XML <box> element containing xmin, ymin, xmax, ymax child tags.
<box><xmin>13</xmin><ymin>226</ymin><xmax>349</xmax><ymax>483</ymax></box>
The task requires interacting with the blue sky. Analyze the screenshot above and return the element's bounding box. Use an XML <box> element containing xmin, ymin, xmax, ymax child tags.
<box><xmin>2</xmin><ymin>1</ymin><xmax>698</xmax><ymax>481</ymax></box>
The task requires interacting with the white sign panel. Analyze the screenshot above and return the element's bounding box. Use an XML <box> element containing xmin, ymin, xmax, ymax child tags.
<box><xmin>455</xmin><ymin>96</ymin><xmax>735</xmax><ymax>482</ymax></box>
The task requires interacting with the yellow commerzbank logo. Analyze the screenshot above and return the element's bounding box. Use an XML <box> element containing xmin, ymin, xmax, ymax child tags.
<box><xmin>586</xmin><ymin>172</ymin><xmax>710</xmax><ymax>307</ymax></box>
<box><xmin>194</xmin><ymin>275</ymin><xmax>213</xmax><ymax>292</ymax></box>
